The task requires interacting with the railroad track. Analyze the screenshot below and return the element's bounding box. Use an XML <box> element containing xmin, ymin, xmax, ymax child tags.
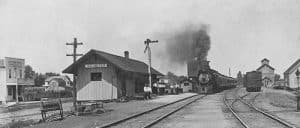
<box><xmin>224</xmin><ymin>88</ymin><xmax>296</xmax><ymax>128</ymax></box>
<box><xmin>98</xmin><ymin>94</ymin><xmax>206</xmax><ymax>128</ymax></box>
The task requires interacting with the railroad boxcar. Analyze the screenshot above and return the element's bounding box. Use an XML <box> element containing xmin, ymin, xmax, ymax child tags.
<box><xmin>244</xmin><ymin>71</ymin><xmax>263</xmax><ymax>92</ymax></box>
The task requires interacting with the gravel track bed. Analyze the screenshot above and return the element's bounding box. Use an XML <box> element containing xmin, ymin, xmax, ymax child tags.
<box><xmin>227</xmin><ymin>88</ymin><xmax>289</xmax><ymax>128</ymax></box>
<box><xmin>232</xmin><ymin>99</ymin><xmax>287</xmax><ymax>128</ymax></box>
<box><xmin>152</xmin><ymin>92</ymin><xmax>240</xmax><ymax>128</ymax></box>
<box><xmin>109</xmin><ymin>95</ymin><xmax>202</xmax><ymax>128</ymax></box>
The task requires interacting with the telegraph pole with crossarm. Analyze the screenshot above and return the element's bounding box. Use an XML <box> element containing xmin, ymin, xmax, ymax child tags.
<box><xmin>144</xmin><ymin>38</ymin><xmax>158</xmax><ymax>90</ymax></box>
<box><xmin>66</xmin><ymin>38</ymin><xmax>83</xmax><ymax>111</ymax></box>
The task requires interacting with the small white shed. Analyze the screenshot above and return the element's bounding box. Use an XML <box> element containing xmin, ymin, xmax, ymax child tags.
<box><xmin>180</xmin><ymin>80</ymin><xmax>193</xmax><ymax>93</ymax></box>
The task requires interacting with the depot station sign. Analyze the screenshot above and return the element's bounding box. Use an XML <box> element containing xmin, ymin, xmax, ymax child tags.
<box><xmin>85</xmin><ymin>64</ymin><xmax>108</xmax><ymax>68</ymax></box>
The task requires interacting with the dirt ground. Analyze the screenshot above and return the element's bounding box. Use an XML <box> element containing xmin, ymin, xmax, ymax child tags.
<box><xmin>151</xmin><ymin>92</ymin><xmax>241</xmax><ymax>128</ymax></box>
<box><xmin>243</xmin><ymin>87</ymin><xmax>300</xmax><ymax>127</ymax></box>
<box><xmin>24</xmin><ymin>93</ymin><xmax>196</xmax><ymax>128</ymax></box>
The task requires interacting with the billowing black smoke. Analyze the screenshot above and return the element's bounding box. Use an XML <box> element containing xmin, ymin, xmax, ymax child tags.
<box><xmin>162</xmin><ymin>24</ymin><xmax>211</xmax><ymax>65</ymax></box>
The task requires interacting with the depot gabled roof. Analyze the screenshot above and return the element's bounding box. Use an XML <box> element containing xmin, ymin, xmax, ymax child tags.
<box><xmin>284</xmin><ymin>59</ymin><xmax>300</xmax><ymax>75</ymax></box>
<box><xmin>62</xmin><ymin>49</ymin><xmax>163</xmax><ymax>76</ymax></box>
<box><xmin>257</xmin><ymin>64</ymin><xmax>275</xmax><ymax>71</ymax></box>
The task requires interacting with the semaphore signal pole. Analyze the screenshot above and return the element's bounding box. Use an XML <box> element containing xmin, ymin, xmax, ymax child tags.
<box><xmin>66</xmin><ymin>38</ymin><xmax>83</xmax><ymax>111</ymax></box>
<box><xmin>144</xmin><ymin>38</ymin><xmax>158</xmax><ymax>89</ymax></box>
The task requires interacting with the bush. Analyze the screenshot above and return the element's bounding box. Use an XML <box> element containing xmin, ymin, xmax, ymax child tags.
<box><xmin>3</xmin><ymin>120</ymin><xmax>36</xmax><ymax>128</ymax></box>
<box><xmin>273</xmin><ymin>86</ymin><xmax>285</xmax><ymax>90</ymax></box>
<box><xmin>273</xmin><ymin>86</ymin><xmax>295</xmax><ymax>91</ymax></box>
<box><xmin>22</xmin><ymin>87</ymin><xmax>73</xmax><ymax>101</ymax></box>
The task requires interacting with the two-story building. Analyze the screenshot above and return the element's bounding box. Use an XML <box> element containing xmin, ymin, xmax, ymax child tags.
<box><xmin>284</xmin><ymin>59</ymin><xmax>300</xmax><ymax>89</ymax></box>
<box><xmin>256</xmin><ymin>58</ymin><xmax>275</xmax><ymax>87</ymax></box>
<box><xmin>0</xmin><ymin>57</ymin><xmax>34</xmax><ymax>103</ymax></box>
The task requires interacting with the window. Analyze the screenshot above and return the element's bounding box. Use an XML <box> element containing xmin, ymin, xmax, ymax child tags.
<box><xmin>8</xmin><ymin>87</ymin><xmax>12</xmax><ymax>95</ymax></box>
<box><xmin>184</xmin><ymin>83</ymin><xmax>189</xmax><ymax>86</ymax></box>
<box><xmin>9</xmin><ymin>69</ymin><xmax>12</xmax><ymax>78</ymax></box>
<box><xmin>19</xmin><ymin>69</ymin><xmax>22</xmax><ymax>78</ymax></box>
<box><xmin>14</xmin><ymin>68</ymin><xmax>17</xmax><ymax>78</ymax></box>
<box><xmin>91</xmin><ymin>72</ymin><xmax>102</xmax><ymax>81</ymax></box>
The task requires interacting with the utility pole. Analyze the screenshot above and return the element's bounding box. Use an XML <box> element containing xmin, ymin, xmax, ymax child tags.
<box><xmin>229</xmin><ymin>68</ymin><xmax>231</xmax><ymax>77</ymax></box>
<box><xmin>66</xmin><ymin>38</ymin><xmax>83</xmax><ymax>111</ymax></box>
<box><xmin>144</xmin><ymin>38</ymin><xmax>158</xmax><ymax>89</ymax></box>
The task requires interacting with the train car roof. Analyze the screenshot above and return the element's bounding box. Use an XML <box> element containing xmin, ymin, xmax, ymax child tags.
<box><xmin>209</xmin><ymin>69</ymin><xmax>236</xmax><ymax>80</ymax></box>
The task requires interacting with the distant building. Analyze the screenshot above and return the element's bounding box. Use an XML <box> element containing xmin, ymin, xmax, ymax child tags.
<box><xmin>158</xmin><ymin>76</ymin><xmax>170</xmax><ymax>85</ymax></box>
<box><xmin>256</xmin><ymin>58</ymin><xmax>275</xmax><ymax>87</ymax></box>
<box><xmin>43</xmin><ymin>75</ymin><xmax>72</xmax><ymax>92</ymax></box>
<box><xmin>273</xmin><ymin>79</ymin><xmax>286</xmax><ymax>87</ymax></box>
<box><xmin>180</xmin><ymin>79</ymin><xmax>193</xmax><ymax>93</ymax></box>
<box><xmin>63</xmin><ymin>49</ymin><xmax>162</xmax><ymax>101</ymax></box>
<box><xmin>0</xmin><ymin>57</ymin><xmax>34</xmax><ymax>103</ymax></box>
<box><xmin>284</xmin><ymin>59</ymin><xmax>300</xmax><ymax>88</ymax></box>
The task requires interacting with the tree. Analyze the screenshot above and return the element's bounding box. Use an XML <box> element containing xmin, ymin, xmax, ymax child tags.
<box><xmin>237</xmin><ymin>71</ymin><xmax>242</xmax><ymax>79</ymax></box>
<box><xmin>45</xmin><ymin>72</ymin><xmax>60</xmax><ymax>77</ymax></box>
<box><xmin>237</xmin><ymin>71</ymin><xmax>243</xmax><ymax>85</ymax></box>
<box><xmin>24</xmin><ymin>65</ymin><xmax>35</xmax><ymax>79</ymax></box>
<box><xmin>34</xmin><ymin>73</ymin><xmax>46</xmax><ymax>86</ymax></box>
<box><xmin>274</xmin><ymin>74</ymin><xmax>280</xmax><ymax>81</ymax></box>
<box><xmin>178</xmin><ymin>75</ymin><xmax>188</xmax><ymax>83</ymax></box>
<box><xmin>166</xmin><ymin>72</ymin><xmax>186</xmax><ymax>84</ymax></box>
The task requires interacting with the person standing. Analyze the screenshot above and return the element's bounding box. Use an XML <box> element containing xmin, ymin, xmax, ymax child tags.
<box><xmin>144</xmin><ymin>84</ymin><xmax>152</xmax><ymax>100</ymax></box>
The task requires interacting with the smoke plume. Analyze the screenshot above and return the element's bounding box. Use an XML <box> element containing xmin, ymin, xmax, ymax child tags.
<box><xmin>162</xmin><ymin>24</ymin><xmax>211</xmax><ymax>65</ymax></box>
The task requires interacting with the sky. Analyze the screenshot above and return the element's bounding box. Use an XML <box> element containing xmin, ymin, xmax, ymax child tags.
<box><xmin>0</xmin><ymin>0</ymin><xmax>299</xmax><ymax>78</ymax></box>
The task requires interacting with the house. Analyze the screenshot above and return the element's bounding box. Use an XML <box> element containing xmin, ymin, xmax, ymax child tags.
<box><xmin>43</xmin><ymin>75</ymin><xmax>72</xmax><ymax>92</ymax></box>
<box><xmin>284</xmin><ymin>59</ymin><xmax>300</xmax><ymax>89</ymax></box>
<box><xmin>256</xmin><ymin>58</ymin><xmax>275</xmax><ymax>87</ymax></box>
<box><xmin>0</xmin><ymin>57</ymin><xmax>34</xmax><ymax>103</ymax></box>
<box><xmin>62</xmin><ymin>49</ymin><xmax>163</xmax><ymax>101</ymax></box>
<box><xmin>180</xmin><ymin>79</ymin><xmax>193</xmax><ymax>93</ymax></box>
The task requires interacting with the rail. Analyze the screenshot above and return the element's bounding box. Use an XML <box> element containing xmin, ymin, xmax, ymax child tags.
<box><xmin>224</xmin><ymin>88</ymin><xmax>296</xmax><ymax>128</ymax></box>
<box><xmin>100</xmin><ymin>94</ymin><xmax>205</xmax><ymax>128</ymax></box>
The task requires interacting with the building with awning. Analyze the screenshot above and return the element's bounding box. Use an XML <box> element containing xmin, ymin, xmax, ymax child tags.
<box><xmin>63</xmin><ymin>49</ymin><xmax>163</xmax><ymax>101</ymax></box>
<box><xmin>0</xmin><ymin>57</ymin><xmax>34</xmax><ymax>103</ymax></box>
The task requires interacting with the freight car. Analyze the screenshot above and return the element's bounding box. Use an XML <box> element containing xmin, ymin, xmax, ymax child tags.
<box><xmin>188</xmin><ymin>59</ymin><xmax>237</xmax><ymax>94</ymax></box>
<box><xmin>244</xmin><ymin>71</ymin><xmax>263</xmax><ymax>92</ymax></box>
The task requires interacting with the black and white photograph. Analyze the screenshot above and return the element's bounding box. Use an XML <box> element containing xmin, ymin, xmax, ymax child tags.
<box><xmin>0</xmin><ymin>0</ymin><xmax>300</xmax><ymax>128</ymax></box>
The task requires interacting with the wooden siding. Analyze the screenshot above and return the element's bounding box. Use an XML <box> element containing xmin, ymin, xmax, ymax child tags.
<box><xmin>76</xmin><ymin>54</ymin><xmax>118</xmax><ymax>100</ymax></box>
<box><xmin>125</xmin><ymin>78</ymin><xmax>135</xmax><ymax>96</ymax></box>
<box><xmin>289</xmin><ymin>68</ymin><xmax>300</xmax><ymax>88</ymax></box>
<box><xmin>77</xmin><ymin>81</ymin><xmax>117</xmax><ymax>100</ymax></box>
<box><xmin>181</xmin><ymin>82</ymin><xmax>192</xmax><ymax>93</ymax></box>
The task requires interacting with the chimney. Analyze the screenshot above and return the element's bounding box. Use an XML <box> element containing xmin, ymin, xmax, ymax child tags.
<box><xmin>124</xmin><ymin>51</ymin><xmax>129</xmax><ymax>59</ymax></box>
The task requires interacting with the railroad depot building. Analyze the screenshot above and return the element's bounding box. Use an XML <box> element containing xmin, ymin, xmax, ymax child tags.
<box><xmin>63</xmin><ymin>49</ymin><xmax>163</xmax><ymax>101</ymax></box>
<box><xmin>256</xmin><ymin>58</ymin><xmax>275</xmax><ymax>87</ymax></box>
<box><xmin>284</xmin><ymin>59</ymin><xmax>300</xmax><ymax>88</ymax></box>
<box><xmin>0</xmin><ymin>57</ymin><xmax>34</xmax><ymax>103</ymax></box>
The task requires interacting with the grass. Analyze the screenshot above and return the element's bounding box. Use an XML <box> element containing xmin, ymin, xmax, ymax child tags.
<box><xmin>260</xmin><ymin>88</ymin><xmax>297</xmax><ymax>109</ymax></box>
<box><xmin>1</xmin><ymin>119</ymin><xmax>38</xmax><ymax>128</ymax></box>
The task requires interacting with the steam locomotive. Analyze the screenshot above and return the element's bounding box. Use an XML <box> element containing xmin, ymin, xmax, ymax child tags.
<box><xmin>188</xmin><ymin>59</ymin><xmax>236</xmax><ymax>94</ymax></box>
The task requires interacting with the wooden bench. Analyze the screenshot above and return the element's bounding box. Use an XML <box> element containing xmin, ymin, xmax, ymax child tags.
<box><xmin>40</xmin><ymin>98</ymin><xmax>63</xmax><ymax>121</ymax></box>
